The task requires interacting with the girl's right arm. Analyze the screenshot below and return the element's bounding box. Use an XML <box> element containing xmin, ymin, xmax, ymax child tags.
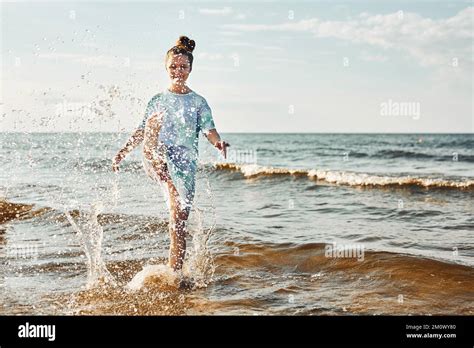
<box><xmin>112</xmin><ymin>128</ymin><xmax>145</xmax><ymax>172</ymax></box>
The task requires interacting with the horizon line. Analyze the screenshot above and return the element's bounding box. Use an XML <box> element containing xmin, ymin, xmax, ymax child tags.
<box><xmin>1</xmin><ymin>131</ymin><xmax>473</xmax><ymax>135</ymax></box>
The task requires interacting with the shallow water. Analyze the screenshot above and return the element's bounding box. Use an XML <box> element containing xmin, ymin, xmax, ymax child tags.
<box><xmin>1</xmin><ymin>133</ymin><xmax>473</xmax><ymax>315</ymax></box>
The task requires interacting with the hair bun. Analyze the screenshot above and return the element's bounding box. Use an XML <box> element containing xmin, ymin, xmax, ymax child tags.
<box><xmin>176</xmin><ymin>36</ymin><xmax>195</xmax><ymax>53</ymax></box>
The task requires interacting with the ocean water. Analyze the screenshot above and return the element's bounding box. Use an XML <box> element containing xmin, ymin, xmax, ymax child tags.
<box><xmin>0</xmin><ymin>132</ymin><xmax>473</xmax><ymax>315</ymax></box>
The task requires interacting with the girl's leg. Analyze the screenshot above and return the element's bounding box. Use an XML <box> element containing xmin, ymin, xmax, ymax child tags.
<box><xmin>142</xmin><ymin>134</ymin><xmax>189</xmax><ymax>271</ymax></box>
<box><xmin>166</xmin><ymin>180</ymin><xmax>190</xmax><ymax>271</ymax></box>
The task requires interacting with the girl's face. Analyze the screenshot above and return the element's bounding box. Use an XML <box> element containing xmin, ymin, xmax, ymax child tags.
<box><xmin>166</xmin><ymin>54</ymin><xmax>191</xmax><ymax>85</ymax></box>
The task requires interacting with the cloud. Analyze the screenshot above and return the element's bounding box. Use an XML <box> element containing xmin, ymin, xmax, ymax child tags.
<box><xmin>199</xmin><ymin>7</ymin><xmax>233</xmax><ymax>16</ymax></box>
<box><xmin>359</xmin><ymin>52</ymin><xmax>389</xmax><ymax>62</ymax></box>
<box><xmin>216</xmin><ymin>41</ymin><xmax>283</xmax><ymax>51</ymax></box>
<box><xmin>222</xmin><ymin>7</ymin><xmax>474</xmax><ymax>67</ymax></box>
<box><xmin>219</xmin><ymin>31</ymin><xmax>243</xmax><ymax>36</ymax></box>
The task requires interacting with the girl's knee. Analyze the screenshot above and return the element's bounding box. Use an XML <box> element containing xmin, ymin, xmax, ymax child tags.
<box><xmin>178</xmin><ymin>208</ymin><xmax>190</xmax><ymax>221</ymax></box>
<box><xmin>170</xmin><ymin>219</ymin><xmax>185</xmax><ymax>231</ymax></box>
<box><xmin>170</xmin><ymin>205</ymin><xmax>187</xmax><ymax>220</ymax></box>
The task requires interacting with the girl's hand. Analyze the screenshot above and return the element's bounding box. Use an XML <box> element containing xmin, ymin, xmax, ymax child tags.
<box><xmin>112</xmin><ymin>151</ymin><xmax>125</xmax><ymax>172</ymax></box>
<box><xmin>215</xmin><ymin>141</ymin><xmax>230</xmax><ymax>159</ymax></box>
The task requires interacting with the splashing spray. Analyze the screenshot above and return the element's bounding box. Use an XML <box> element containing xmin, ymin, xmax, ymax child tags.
<box><xmin>64</xmin><ymin>201</ymin><xmax>116</xmax><ymax>288</ymax></box>
<box><xmin>182</xmin><ymin>173</ymin><xmax>216</xmax><ymax>288</ymax></box>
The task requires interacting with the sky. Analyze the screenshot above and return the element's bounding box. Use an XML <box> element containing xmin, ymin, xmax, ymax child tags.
<box><xmin>1</xmin><ymin>0</ymin><xmax>473</xmax><ymax>133</ymax></box>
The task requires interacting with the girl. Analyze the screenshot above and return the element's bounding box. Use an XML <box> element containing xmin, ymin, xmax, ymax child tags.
<box><xmin>112</xmin><ymin>36</ymin><xmax>229</xmax><ymax>272</ymax></box>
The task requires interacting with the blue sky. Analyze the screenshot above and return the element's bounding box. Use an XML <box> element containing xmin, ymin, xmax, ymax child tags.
<box><xmin>1</xmin><ymin>0</ymin><xmax>473</xmax><ymax>132</ymax></box>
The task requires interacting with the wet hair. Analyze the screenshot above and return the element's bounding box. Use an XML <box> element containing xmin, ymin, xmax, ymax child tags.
<box><xmin>166</xmin><ymin>36</ymin><xmax>195</xmax><ymax>71</ymax></box>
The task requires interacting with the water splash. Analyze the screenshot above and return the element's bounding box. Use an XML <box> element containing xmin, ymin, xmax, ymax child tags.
<box><xmin>64</xmin><ymin>201</ymin><xmax>116</xmax><ymax>289</ymax></box>
<box><xmin>108</xmin><ymin>174</ymin><xmax>121</xmax><ymax>209</ymax></box>
<box><xmin>183</xmin><ymin>174</ymin><xmax>216</xmax><ymax>288</ymax></box>
<box><xmin>125</xmin><ymin>264</ymin><xmax>178</xmax><ymax>291</ymax></box>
